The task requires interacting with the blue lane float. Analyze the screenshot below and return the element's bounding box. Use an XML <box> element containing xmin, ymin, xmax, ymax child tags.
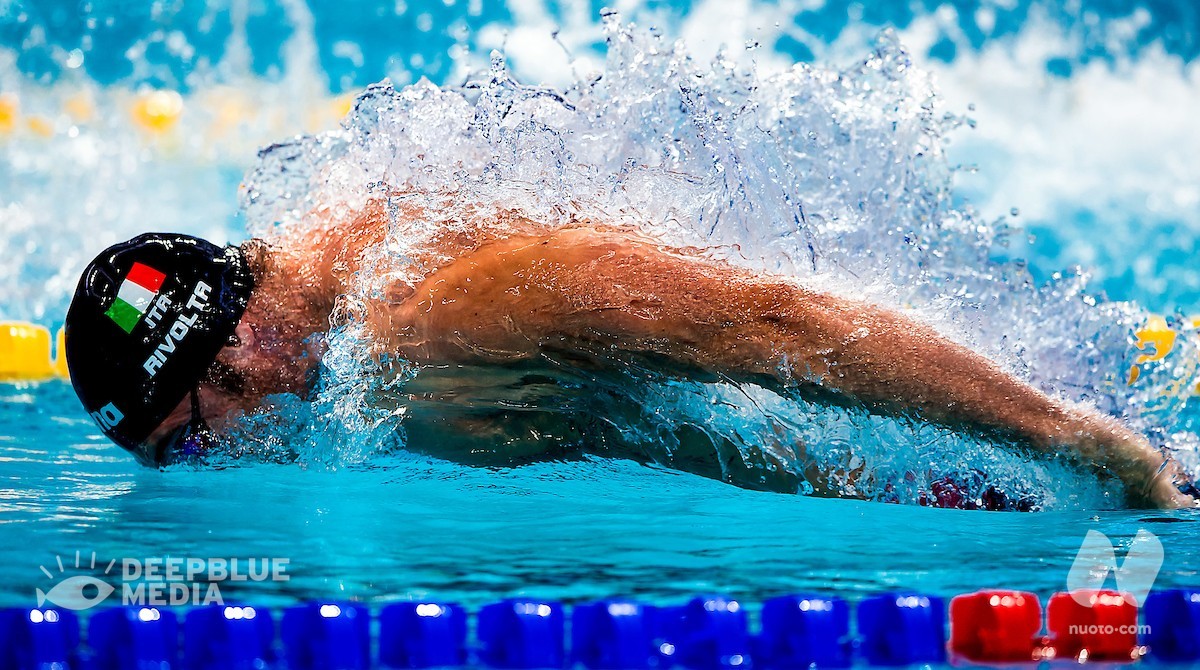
<box><xmin>0</xmin><ymin>607</ymin><xmax>78</xmax><ymax>669</ymax></box>
<box><xmin>857</xmin><ymin>593</ymin><xmax>947</xmax><ymax>666</ymax></box>
<box><xmin>281</xmin><ymin>602</ymin><xmax>370</xmax><ymax>670</ymax></box>
<box><xmin>659</xmin><ymin>596</ymin><xmax>750</xmax><ymax>669</ymax></box>
<box><xmin>1142</xmin><ymin>589</ymin><xmax>1200</xmax><ymax>662</ymax></box>
<box><xmin>476</xmin><ymin>600</ymin><xmax>566</xmax><ymax>669</ymax></box>
<box><xmin>183</xmin><ymin>605</ymin><xmax>275</xmax><ymax>670</ymax></box>
<box><xmin>756</xmin><ymin>593</ymin><xmax>851</xmax><ymax>668</ymax></box>
<box><xmin>88</xmin><ymin>607</ymin><xmax>178</xmax><ymax>670</ymax></box>
<box><xmin>571</xmin><ymin>600</ymin><xmax>657</xmax><ymax>669</ymax></box>
<box><xmin>2</xmin><ymin>589</ymin><xmax>1200</xmax><ymax>668</ymax></box>
<box><xmin>379</xmin><ymin>602</ymin><xmax>468</xmax><ymax>669</ymax></box>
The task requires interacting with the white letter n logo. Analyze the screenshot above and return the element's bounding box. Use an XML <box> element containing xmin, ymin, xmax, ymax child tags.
<box><xmin>1067</xmin><ymin>529</ymin><xmax>1163</xmax><ymax>607</ymax></box>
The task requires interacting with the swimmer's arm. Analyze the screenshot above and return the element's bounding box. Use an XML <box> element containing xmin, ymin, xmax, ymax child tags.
<box><xmin>386</xmin><ymin>227</ymin><xmax>1190</xmax><ymax>508</ymax></box>
<box><xmin>773</xmin><ymin>289</ymin><xmax>1188</xmax><ymax>509</ymax></box>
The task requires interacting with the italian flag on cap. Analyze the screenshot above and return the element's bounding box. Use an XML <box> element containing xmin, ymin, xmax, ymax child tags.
<box><xmin>104</xmin><ymin>262</ymin><xmax>166</xmax><ymax>334</ymax></box>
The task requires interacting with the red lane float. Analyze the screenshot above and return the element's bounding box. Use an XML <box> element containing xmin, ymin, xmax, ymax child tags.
<box><xmin>1046</xmin><ymin>590</ymin><xmax>1139</xmax><ymax>662</ymax></box>
<box><xmin>949</xmin><ymin>590</ymin><xmax>1042</xmax><ymax>662</ymax></box>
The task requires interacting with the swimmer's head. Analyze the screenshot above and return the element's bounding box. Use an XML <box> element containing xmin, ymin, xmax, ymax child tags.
<box><xmin>64</xmin><ymin>233</ymin><xmax>255</xmax><ymax>466</ymax></box>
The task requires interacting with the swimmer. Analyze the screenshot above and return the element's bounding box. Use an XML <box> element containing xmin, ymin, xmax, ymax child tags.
<box><xmin>63</xmin><ymin>202</ymin><xmax>1199</xmax><ymax>509</ymax></box>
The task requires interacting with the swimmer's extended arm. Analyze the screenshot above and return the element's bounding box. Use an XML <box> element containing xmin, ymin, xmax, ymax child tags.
<box><xmin>382</xmin><ymin>227</ymin><xmax>1192</xmax><ymax>508</ymax></box>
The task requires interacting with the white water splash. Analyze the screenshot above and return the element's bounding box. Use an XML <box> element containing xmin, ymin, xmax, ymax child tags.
<box><xmin>229</xmin><ymin>17</ymin><xmax>1196</xmax><ymax>508</ymax></box>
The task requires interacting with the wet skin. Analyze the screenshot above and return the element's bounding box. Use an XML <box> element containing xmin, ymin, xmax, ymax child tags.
<box><xmin>146</xmin><ymin>200</ymin><xmax>1198</xmax><ymax>509</ymax></box>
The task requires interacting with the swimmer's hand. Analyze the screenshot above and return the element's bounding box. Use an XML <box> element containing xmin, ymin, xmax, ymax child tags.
<box><xmin>1092</xmin><ymin>424</ymin><xmax>1200</xmax><ymax>509</ymax></box>
<box><xmin>1140</xmin><ymin>453</ymin><xmax>1200</xmax><ymax>510</ymax></box>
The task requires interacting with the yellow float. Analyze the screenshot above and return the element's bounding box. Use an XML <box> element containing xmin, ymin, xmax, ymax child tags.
<box><xmin>131</xmin><ymin>90</ymin><xmax>184</xmax><ymax>133</ymax></box>
<box><xmin>0</xmin><ymin>322</ymin><xmax>69</xmax><ymax>382</ymax></box>
<box><xmin>0</xmin><ymin>93</ymin><xmax>18</xmax><ymax>134</ymax></box>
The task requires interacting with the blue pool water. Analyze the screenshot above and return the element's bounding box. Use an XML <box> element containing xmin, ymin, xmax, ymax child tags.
<box><xmin>3</xmin><ymin>0</ymin><xmax>1200</xmax><ymax>612</ymax></box>
<box><xmin>6</xmin><ymin>379</ymin><xmax>1200</xmax><ymax>610</ymax></box>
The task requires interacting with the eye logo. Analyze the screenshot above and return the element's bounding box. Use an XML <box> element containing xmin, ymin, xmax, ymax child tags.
<box><xmin>35</xmin><ymin>551</ymin><xmax>117</xmax><ymax>611</ymax></box>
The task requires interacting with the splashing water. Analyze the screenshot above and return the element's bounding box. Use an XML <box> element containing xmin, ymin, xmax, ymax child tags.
<box><xmin>219</xmin><ymin>17</ymin><xmax>1200</xmax><ymax>509</ymax></box>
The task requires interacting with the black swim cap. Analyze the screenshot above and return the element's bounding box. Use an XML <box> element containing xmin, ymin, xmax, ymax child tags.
<box><xmin>64</xmin><ymin>233</ymin><xmax>254</xmax><ymax>463</ymax></box>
